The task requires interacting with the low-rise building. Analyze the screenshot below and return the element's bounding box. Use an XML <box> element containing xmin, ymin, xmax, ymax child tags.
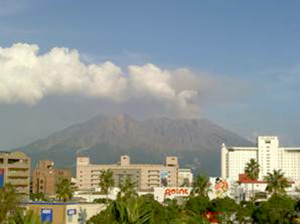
<box><xmin>0</xmin><ymin>151</ymin><xmax>31</xmax><ymax>196</ymax></box>
<box><xmin>32</xmin><ymin>160</ymin><xmax>71</xmax><ymax>196</ymax></box>
<box><xmin>76</xmin><ymin>155</ymin><xmax>179</xmax><ymax>191</ymax></box>
<box><xmin>236</xmin><ymin>173</ymin><xmax>297</xmax><ymax>201</ymax></box>
<box><xmin>25</xmin><ymin>202</ymin><xmax>105</xmax><ymax>224</ymax></box>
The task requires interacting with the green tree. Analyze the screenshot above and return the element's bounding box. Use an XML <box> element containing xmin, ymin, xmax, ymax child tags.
<box><xmin>9</xmin><ymin>210</ymin><xmax>48</xmax><ymax>224</ymax></box>
<box><xmin>118</xmin><ymin>177</ymin><xmax>137</xmax><ymax>199</ymax></box>
<box><xmin>264</xmin><ymin>169</ymin><xmax>290</xmax><ymax>195</ymax></box>
<box><xmin>184</xmin><ymin>196</ymin><xmax>210</xmax><ymax>223</ymax></box>
<box><xmin>30</xmin><ymin>192</ymin><xmax>48</xmax><ymax>202</ymax></box>
<box><xmin>244</xmin><ymin>158</ymin><xmax>260</xmax><ymax>200</ymax></box>
<box><xmin>191</xmin><ymin>174</ymin><xmax>210</xmax><ymax>197</ymax></box>
<box><xmin>0</xmin><ymin>184</ymin><xmax>20</xmax><ymax>224</ymax></box>
<box><xmin>235</xmin><ymin>201</ymin><xmax>256</xmax><ymax>224</ymax></box>
<box><xmin>99</xmin><ymin>169</ymin><xmax>114</xmax><ymax>203</ymax></box>
<box><xmin>56</xmin><ymin>178</ymin><xmax>77</xmax><ymax>202</ymax></box>
<box><xmin>88</xmin><ymin>195</ymin><xmax>153</xmax><ymax>224</ymax></box>
<box><xmin>254</xmin><ymin>194</ymin><xmax>296</xmax><ymax>223</ymax></box>
<box><xmin>185</xmin><ymin>196</ymin><xmax>210</xmax><ymax>215</ymax></box>
<box><xmin>209</xmin><ymin>197</ymin><xmax>240</xmax><ymax>223</ymax></box>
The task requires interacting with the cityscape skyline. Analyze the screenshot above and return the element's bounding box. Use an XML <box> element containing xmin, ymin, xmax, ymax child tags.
<box><xmin>0</xmin><ymin>1</ymin><xmax>300</xmax><ymax>149</ymax></box>
<box><xmin>1</xmin><ymin>2</ymin><xmax>299</xmax><ymax>223</ymax></box>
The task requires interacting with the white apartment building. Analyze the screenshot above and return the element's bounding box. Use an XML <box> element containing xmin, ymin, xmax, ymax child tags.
<box><xmin>221</xmin><ymin>136</ymin><xmax>300</xmax><ymax>181</ymax></box>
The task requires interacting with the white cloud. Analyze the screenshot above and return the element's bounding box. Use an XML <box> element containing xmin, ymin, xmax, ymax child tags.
<box><xmin>0</xmin><ymin>43</ymin><xmax>204</xmax><ymax>117</ymax></box>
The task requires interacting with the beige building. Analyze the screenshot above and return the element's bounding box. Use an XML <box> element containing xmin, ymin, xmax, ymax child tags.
<box><xmin>26</xmin><ymin>202</ymin><xmax>105</xmax><ymax>224</ymax></box>
<box><xmin>76</xmin><ymin>155</ymin><xmax>179</xmax><ymax>191</ymax></box>
<box><xmin>0</xmin><ymin>151</ymin><xmax>31</xmax><ymax>196</ymax></box>
<box><xmin>32</xmin><ymin>160</ymin><xmax>71</xmax><ymax>196</ymax></box>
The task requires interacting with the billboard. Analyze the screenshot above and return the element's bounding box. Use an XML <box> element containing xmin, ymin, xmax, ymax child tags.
<box><xmin>209</xmin><ymin>177</ymin><xmax>230</xmax><ymax>199</ymax></box>
<box><xmin>41</xmin><ymin>209</ymin><xmax>53</xmax><ymax>223</ymax></box>
<box><xmin>164</xmin><ymin>187</ymin><xmax>191</xmax><ymax>197</ymax></box>
<box><xmin>154</xmin><ymin>187</ymin><xmax>192</xmax><ymax>202</ymax></box>
<box><xmin>0</xmin><ymin>169</ymin><xmax>4</xmax><ymax>188</ymax></box>
<box><xmin>161</xmin><ymin>170</ymin><xmax>168</xmax><ymax>187</ymax></box>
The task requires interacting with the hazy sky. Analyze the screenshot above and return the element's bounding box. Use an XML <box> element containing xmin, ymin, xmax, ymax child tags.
<box><xmin>0</xmin><ymin>0</ymin><xmax>300</xmax><ymax>149</ymax></box>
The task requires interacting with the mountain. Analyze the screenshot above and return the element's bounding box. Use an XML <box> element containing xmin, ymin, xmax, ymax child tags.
<box><xmin>20</xmin><ymin>114</ymin><xmax>253</xmax><ymax>176</ymax></box>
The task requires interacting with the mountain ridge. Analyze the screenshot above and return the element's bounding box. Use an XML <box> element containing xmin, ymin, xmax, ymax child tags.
<box><xmin>20</xmin><ymin>114</ymin><xmax>253</xmax><ymax>176</ymax></box>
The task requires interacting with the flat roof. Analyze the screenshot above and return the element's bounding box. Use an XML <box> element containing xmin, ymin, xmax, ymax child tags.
<box><xmin>0</xmin><ymin>150</ymin><xmax>11</xmax><ymax>153</ymax></box>
<box><xmin>283</xmin><ymin>147</ymin><xmax>300</xmax><ymax>151</ymax></box>
<box><xmin>228</xmin><ymin>147</ymin><xmax>258</xmax><ymax>150</ymax></box>
<box><xmin>24</xmin><ymin>202</ymin><xmax>79</xmax><ymax>205</ymax></box>
<box><xmin>89</xmin><ymin>164</ymin><xmax>167</xmax><ymax>168</ymax></box>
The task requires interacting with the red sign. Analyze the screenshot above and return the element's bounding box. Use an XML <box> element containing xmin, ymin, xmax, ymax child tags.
<box><xmin>164</xmin><ymin>188</ymin><xmax>189</xmax><ymax>196</ymax></box>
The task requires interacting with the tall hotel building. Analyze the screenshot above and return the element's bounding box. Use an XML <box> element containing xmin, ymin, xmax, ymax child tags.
<box><xmin>221</xmin><ymin>136</ymin><xmax>300</xmax><ymax>181</ymax></box>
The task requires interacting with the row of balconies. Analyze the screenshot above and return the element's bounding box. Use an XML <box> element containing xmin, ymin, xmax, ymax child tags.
<box><xmin>7</xmin><ymin>163</ymin><xmax>29</xmax><ymax>169</ymax></box>
<box><xmin>7</xmin><ymin>178</ymin><xmax>29</xmax><ymax>186</ymax></box>
<box><xmin>148</xmin><ymin>170</ymin><xmax>160</xmax><ymax>173</ymax></box>
<box><xmin>7</xmin><ymin>171</ymin><xmax>29</xmax><ymax>177</ymax></box>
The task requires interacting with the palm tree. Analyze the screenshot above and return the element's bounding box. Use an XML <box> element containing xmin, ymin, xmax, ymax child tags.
<box><xmin>191</xmin><ymin>174</ymin><xmax>210</xmax><ymax>197</ymax></box>
<box><xmin>244</xmin><ymin>158</ymin><xmax>260</xmax><ymax>200</ymax></box>
<box><xmin>56</xmin><ymin>178</ymin><xmax>77</xmax><ymax>202</ymax></box>
<box><xmin>118</xmin><ymin>176</ymin><xmax>138</xmax><ymax>199</ymax></box>
<box><xmin>0</xmin><ymin>184</ymin><xmax>20</xmax><ymax>224</ymax></box>
<box><xmin>264</xmin><ymin>169</ymin><xmax>290</xmax><ymax>195</ymax></box>
<box><xmin>89</xmin><ymin>195</ymin><xmax>153</xmax><ymax>224</ymax></box>
<box><xmin>99</xmin><ymin>169</ymin><xmax>114</xmax><ymax>203</ymax></box>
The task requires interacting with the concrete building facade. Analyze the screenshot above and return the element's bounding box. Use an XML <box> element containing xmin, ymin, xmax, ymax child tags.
<box><xmin>221</xmin><ymin>136</ymin><xmax>300</xmax><ymax>181</ymax></box>
<box><xmin>32</xmin><ymin>160</ymin><xmax>71</xmax><ymax>196</ymax></box>
<box><xmin>26</xmin><ymin>202</ymin><xmax>106</xmax><ymax>224</ymax></box>
<box><xmin>178</xmin><ymin>168</ymin><xmax>193</xmax><ymax>187</ymax></box>
<box><xmin>76</xmin><ymin>155</ymin><xmax>179</xmax><ymax>191</ymax></box>
<box><xmin>0</xmin><ymin>151</ymin><xmax>31</xmax><ymax>196</ymax></box>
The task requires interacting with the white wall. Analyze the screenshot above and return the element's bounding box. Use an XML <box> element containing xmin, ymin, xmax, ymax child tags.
<box><xmin>222</xmin><ymin>136</ymin><xmax>300</xmax><ymax>182</ymax></box>
<box><xmin>65</xmin><ymin>204</ymin><xmax>106</xmax><ymax>224</ymax></box>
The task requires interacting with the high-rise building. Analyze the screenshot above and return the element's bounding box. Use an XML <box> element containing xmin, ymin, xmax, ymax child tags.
<box><xmin>32</xmin><ymin>160</ymin><xmax>71</xmax><ymax>196</ymax></box>
<box><xmin>76</xmin><ymin>155</ymin><xmax>180</xmax><ymax>191</ymax></box>
<box><xmin>221</xmin><ymin>136</ymin><xmax>300</xmax><ymax>181</ymax></box>
<box><xmin>0</xmin><ymin>151</ymin><xmax>31</xmax><ymax>196</ymax></box>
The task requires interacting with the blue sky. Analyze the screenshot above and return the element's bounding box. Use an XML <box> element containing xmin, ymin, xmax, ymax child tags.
<box><xmin>0</xmin><ymin>0</ymin><xmax>300</xmax><ymax>148</ymax></box>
